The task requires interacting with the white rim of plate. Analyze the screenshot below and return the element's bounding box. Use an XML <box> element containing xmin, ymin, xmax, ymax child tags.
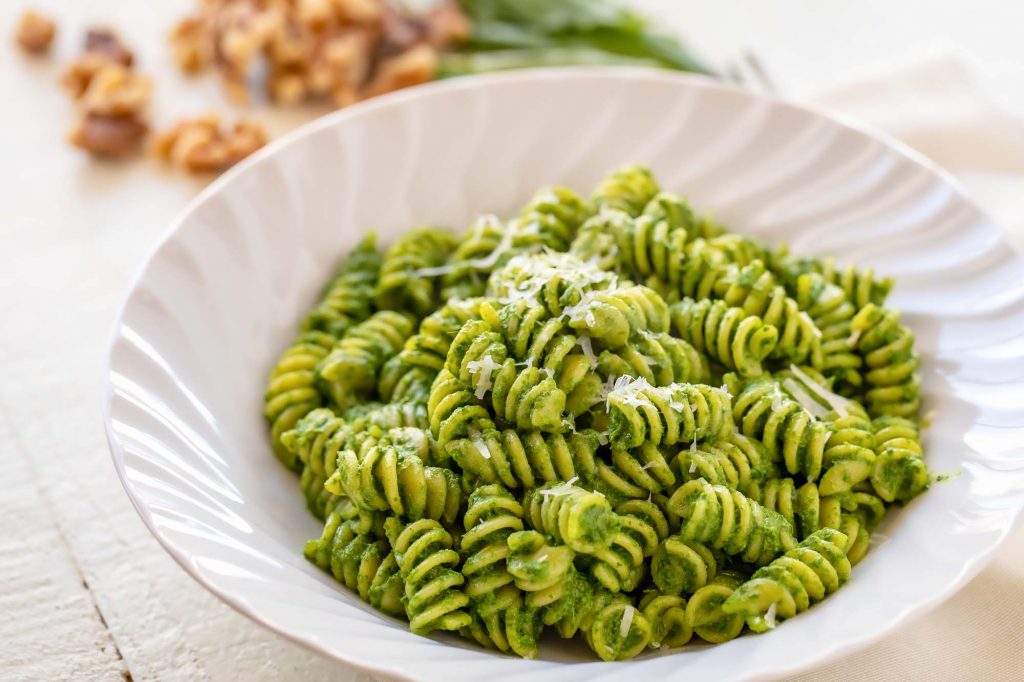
<box><xmin>103</xmin><ymin>66</ymin><xmax>1024</xmax><ymax>681</ymax></box>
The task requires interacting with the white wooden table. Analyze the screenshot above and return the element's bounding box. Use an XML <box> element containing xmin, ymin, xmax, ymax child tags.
<box><xmin>2</xmin><ymin>2</ymin><xmax>1023</xmax><ymax>680</ymax></box>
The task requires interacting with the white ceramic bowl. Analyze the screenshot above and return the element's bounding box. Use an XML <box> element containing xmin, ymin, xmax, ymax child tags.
<box><xmin>105</xmin><ymin>69</ymin><xmax>1024</xmax><ymax>681</ymax></box>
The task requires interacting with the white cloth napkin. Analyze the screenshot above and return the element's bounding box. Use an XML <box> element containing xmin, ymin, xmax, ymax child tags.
<box><xmin>790</xmin><ymin>53</ymin><xmax>1024</xmax><ymax>681</ymax></box>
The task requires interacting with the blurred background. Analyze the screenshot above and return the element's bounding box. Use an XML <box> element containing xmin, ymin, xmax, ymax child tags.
<box><xmin>2</xmin><ymin>2</ymin><xmax>1023</xmax><ymax>680</ymax></box>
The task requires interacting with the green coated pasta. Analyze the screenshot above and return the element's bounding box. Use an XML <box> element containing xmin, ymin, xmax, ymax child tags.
<box><xmin>606</xmin><ymin>378</ymin><xmax>733</xmax><ymax>450</ymax></box>
<box><xmin>638</xmin><ymin>591</ymin><xmax>693</xmax><ymax>648</ymax></box>
<box><xmin>722</xmin><ymin>528</ymin><xmax>851</xmax><ymax>632</ymax></box>
<box><xmin>523</xmin><ymin>482</ymin><xmax>621</xmax><ymax>554</ymax></box>
<box><xmin>265</xmin><ymin>164</ymin><xmax>930</xmax><ymax>661</ymax></box>
<box><xmin>318</xmin><ymin>310</ymin><xmax>415</xmax><ymax>402</ymax></box>
<box><xmin>376</xmin><ymin>227</ymin><xmax>459</xmax><ymax>317</ymax></box>
<box><xmin>851</xmin><ymin>304</ymin><xmax>922</xmax><ymax>418</ymax></box>
<box><xmin>303</xmin><ymin>234</ymin><xmax>382</xmax><ymax>338</ymax></box>
<box><xmin>667</xmin><ymin>478</ymin><xmax>797</xmax><ymax>565</ymax></box>
<box><xmin>670</xmin><ymin>297</ymin><xmax>778</xmax><ymax>378</ymax></box>
<box><xmin>264</xmin><ymin>330</ymin><xmax>335</xmax><ymax>468</ymax></box>
<box><xmin>384</xmin><ymin>517</ymin><xmax>472</xmax><ymax>635</ymax></box>
<box><xmin>590</xmin><ymin>164</ymin><xmax>660</xmax><ymax>216</ymax></box>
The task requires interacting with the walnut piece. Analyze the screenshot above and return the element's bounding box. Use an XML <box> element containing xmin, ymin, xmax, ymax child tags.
<box><xmin>70</xmin><ymin>113</ymin><xmax>148</xmax><ymax>158</ymax></box>
<box><xmin>15</xmin><ymin>10</ymin><xmax>56</xmax><ymax>55</ymax></box>
<box><xmin>361</xmin><ymin>43</ymin><xmax>437</xmax><ymax>100</ymax></box>
<box><xmin>168</xmin><ymin>0</ymin><xmax>466</xmax><ymax>107</ymax></box>
<box><xmin>79</xmin><ymin>62</ymin><xmax>153</xmax><ymax>116</ymax></box>
<box><xmin>62</xmin><ymin>28</ymin><xmax>150</xmax><ymax>158</ymax></box>
<box><xmin>153</xmin><ymin>113</ymin><xmax>268</xmax><ymax>174</ymax></box>
<box><xmin>84</xmin><ymin>28</ymin><xmax>134</xmax><ymax>66</ymax></box>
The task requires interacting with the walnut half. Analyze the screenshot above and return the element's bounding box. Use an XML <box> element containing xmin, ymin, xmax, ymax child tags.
<box><xmin>15</xmin><ymin>10</ymin><xmax>56</xmax><ymax>55</ymax></box>
<box><xmin>152</xmin><ymin>113</ymin><xmax>268</xmax><ymax>174</ymax></box>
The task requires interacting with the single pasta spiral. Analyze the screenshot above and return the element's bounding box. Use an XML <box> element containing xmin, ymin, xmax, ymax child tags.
<box><xmin>871</xmin><ymin>416</ymin><xmax>929</xmax><ymax>502</ymax></box>
<box><xmin>590</xmin><ymin>163</ymin><xmax>660</xmax><ymax>216</ymax></box>
<box><xmin>376</xmin><ymin>227</ymin><xmax>459</xmax><ymax>317</ymax></box>
<box><xmin>303</xmin><ymin>234</ymin><xmax>381</xmax><ymax>338</ymax></box>
<box><xmin>523</xmin><ymin>483</ymin><xmax>621</xmax><ymax>554</ymax></box>
<box><xmin>585</xmin><ymin>602</ymin><xmax>653</xmax><ymax>662</ymax></box>
<box><xmin>667</xmin><ymin>478</ymin><xmax>797</xmax><ymax>566</ymax></box>
<box><xmin>305</xmin><ymin>508</ymin><xmax>405</xmax><ymax>617</ymax></box>
<box><xmin>606</xmin><ymin>379</ymin><xmax>733</xmax><ymax>450</ymax></box>
<box><xmin>819</xmin><ymin>414</ymin><xmax>876</xmax><ymax>496</ymax></box>
<box><xmin>446</xmin><ymin>428</ymin><xmax>602</xmax><ymax>490</ymax></box>
<box><xmin>685</xmin><ymin>571</ymin><xmax>747</xmax><ymax>643</ymax></box>
<box><xmin>281</xmin><ymin>407</ymin><xmax>345</xmax><ymax>518</ymax></box>
<box><xmin>489</xmin><ymin>359</ymin><xmax>568</xmax><ymax>432</ymax></box>
<box><xmin>670</xmin><ymin>297</ymin><xmax>778</xmax><ymax>378</ymax></box>
<box><xmin>384</xmin><ymin>517</ymin><xmax>472</xmax><ymax>635</ymax></box>
<box><xmin>318</xmin><ymin>310</ymin><xmax>416</xmax><ymax>398</ymax></box>
<box><xmin>264</xmin><ymin>330</ymin><xmax>335</xmax><ymax>468</ymax></box>
<box><xmin>427</xmin><ymin>368</ymin><xmax>496</xmax><ymax>445</ymax></box>
<box><xmin>335</xmin><ymin>429</ymin><xmax>462</xmax><ymax>525</ymax></box>
<box><xmin>565</xmin><ymin>284</ymin><xmax>670</xmax><ymax>349</ymax></box>
<box><xmin>506</xmin><ymin>530</ymin><xmax>577</xmax><ymax>609</ymax></box>
<box><xmin>651</xmin><ymin>534</ymin><xmax>720</xmax><ymax>595</ymax></box>
<box><xmin>851</xmin><ymin>304</ymin><xmax>921</xmax><ymax>418</ymax></box>
<box><xmin>460</xmin><ymin>596</ymin><xmax>541</xmax><ymax>659</ymax></box>
<box><xmin>460</xmin><ymin>484</ymin><xmax>525</xmax><ymax>613</ymax></box>
<box><xmin>639</xmin><ymin>591</ymin><xmax>693</xmax><ymax>648</ymax></box>
<box><xmin>732</xmin><ymin>378</ymin><xmax>830</xmax><ymax>481</ymax></box>
<box><xmin>722</xmin><ymin>528</ymin><xmax>851</xmax><ymax>632</ymax></box>
<box><xmin>589</xmin><ymin>499</ymin><xmax>671</xmax><ymax>592</ymax></box>
<box><xmin>795</xmin><ymin>272</ymin><xmax>862</xmax><ymax>392</ymax></box>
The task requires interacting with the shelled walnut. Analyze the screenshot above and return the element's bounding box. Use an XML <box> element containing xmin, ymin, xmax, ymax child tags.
<box><xmin>14</xmin><ymin>10</ymin><xmax>56</xmax><ymax>55</ymax></box>
<box><xmin>61</xmin><ymin>28</ymin><xmax>151</xmax><ymax>158</ymax></box>
<box><xmin>152</xmin><ymin>113</ymin><xmax>267</xmax><ymax>173</ymax></box>
<box><xmin>168</xmin><ymin>0</ymin><xmax>468</xmax><ymax>107</ymax></box>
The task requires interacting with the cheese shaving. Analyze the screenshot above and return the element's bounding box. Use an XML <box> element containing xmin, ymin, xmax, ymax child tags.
<box><xmin>689</xmin><ymin>460</ymin><xmax>698</xmax><ymax>474</ymax></box>
<box><xmin>466</xmin><ymin>355</ymin><xmax>500</xmax><ymax>399</ymax></box>
<box><xmin>799</xmin><ymin>311</ymin><xmax>823</xmax><ymax>337</ymax></box>
<box><xmin>539</xmin><ymin>477</ymin><xmax>579</xmax><ymax>496</ymax></box>
<box><xmin>781</xmin><ymin>377</ymin><xmax>831</xmax><ymax>420</ymax></box>
<box><xmin>619</xmin><ymin>605</ymin><xmax>635</xmax><ymax>638</ymax></box>
<box><xmin>412</xmin><ymin>216</ymin><xmax>510</xmax><ymax>278</ymax></box>
<box><xmin>788</xmin><ymin>364</ymin><xmax>857</xmax><ymax>418</ymax></box>
<box><xmin>470</xmin><ymin>431</ymin><xmax>491</xmax><ymax>460</ymax></box>
<box><xmin>577</xmin><ymin>336</ymin><xmax>598</xmax><ymax>369</ymax></box>
<box><xmin>847</xmin><ymin>328</ymin><xmax>862</xmax><ymax>347</ymax></box>
<box><xmin>765</xmin><ymin>602</ymin><xmax>777</xmax><ymax>629</ymax></box>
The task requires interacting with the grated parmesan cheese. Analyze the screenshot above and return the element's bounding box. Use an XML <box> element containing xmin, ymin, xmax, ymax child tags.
<box><xmin>799</xmin><ymin>311</ymin><xmax>823</xmax><ymax>337</ymax></box>
<box><xmin>788</xmin><ymin>364</ymin><xmax>857</xmax><ymax>418</ymax></box>
<box><xmin>765</xmin><ymin>602</ymin><xmax>777</xmax><ymax>629</ymax></box>
<box><xmin>540</xmin><ymin>477</ymin><xmax>579</xmax><ymax>496</ymax></box>
<box><xmin>466</xmin><ymin>355</ymin><xmax>501</xmax><ymax>399</ymax></box>
<box><xmin>689</xmin><ymin>460</ymin><xmax>698</xmax><ymax>474</ymax></box>
<box><xmin>470</xmin><ymin>431</ymin><xmax>491</xmax><ymax>460</ymax></box>
<box><xmin>781</xmin><ymin>377</ymin><xmax>830</xmax><ymax>420</ymax></box>
<box><xmin>619</xmin><ymin>605</ymin><xmax>635</xmax><ymax>638</ymax></box>
<box><xmin>577</xmin><ymin>336</ymin><xmax>598</xmax><ymax>369</ymax></box>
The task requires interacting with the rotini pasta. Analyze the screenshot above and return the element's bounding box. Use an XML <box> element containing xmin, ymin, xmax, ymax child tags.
<box><xmin>266</xmin><ymin>164</ymin><xmax>930</xmax><ymax>660</ymax></box>
<box><xmin>667</xmin><ymin>478</ymin><xmax>797</xmax><ymax>565</ymax></box>
<box><xmin>376</xmin><ymin>227</ymin><xmax>459</xmax><ymax>317</ymax></box>
<box><xmin>303</xmin><ymin>234</ymin><xmax>381</xmax><ymax>338</ymax></box>
<box><xmin>590</xmin><ymin>164</ymin><xmax>660</xmax><ymax>216</ymax></box>
<box><xmin>384</xmin><ymin>517</ymin><xmax>472</xmax><ymax>635</ymax></box>
<box><xmin>722</xmin><ymin>528</ymin><xmax>851</xmax><ymax>632</ymax></box>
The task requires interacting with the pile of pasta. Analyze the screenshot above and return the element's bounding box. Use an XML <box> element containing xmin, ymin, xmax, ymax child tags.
<box><xmin>264</xmin><ymin>165</ymin><xmax>930</xmax><ymax>661</ymax></box>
